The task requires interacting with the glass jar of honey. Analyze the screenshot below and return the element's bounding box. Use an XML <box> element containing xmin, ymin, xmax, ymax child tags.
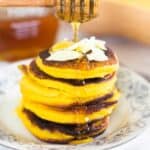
<box><xmin>0</xmin><ymin>7</ymin><xmax>58</xmax><ymax>61</ymax></box>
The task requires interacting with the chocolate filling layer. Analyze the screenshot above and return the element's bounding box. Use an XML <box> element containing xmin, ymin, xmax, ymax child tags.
<box><xmin>23</xmin><ymin>108</ymin><xmax>108</xmax><ymax>137</ymax></box>
<box><xmin>30</xmin><ymin>61</ymin><xmax>114</xmax><ymax>86</ymax></box>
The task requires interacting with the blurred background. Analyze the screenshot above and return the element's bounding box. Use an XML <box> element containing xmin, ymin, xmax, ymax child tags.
<box><xmin>0</xmin><ymin>0</ymin><xmax>149</xmax><ymax>78</ymax></box>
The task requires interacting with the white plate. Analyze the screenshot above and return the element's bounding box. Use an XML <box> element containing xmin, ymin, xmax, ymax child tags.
<box><xmin>0</xmin><ymin>60</ymin><xmax>150</xmax><ymax>150</ymax></box>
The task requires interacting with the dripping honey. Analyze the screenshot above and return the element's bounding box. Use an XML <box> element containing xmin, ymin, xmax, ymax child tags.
<box><xmin>56</xmin><ymin>0</ymin><xmax>99</xmax><ymax>42</ymax></box>
<box><xmin>0</xmin><ymin>7</ymin><xmax>58</xmax><ymax>61</ymax></box>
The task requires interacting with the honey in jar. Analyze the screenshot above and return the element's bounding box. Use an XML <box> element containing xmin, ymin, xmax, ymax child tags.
<box><xmin>0</xmin><ymin>7</ymin><xmax>58</xmax><ymax>61</ymax></box>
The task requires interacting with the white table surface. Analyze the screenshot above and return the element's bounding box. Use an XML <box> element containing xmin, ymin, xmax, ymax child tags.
<box><xmin>0</xmin><ymin>34</ymin><xmax>150</xmax><ymax>149</ymax></box>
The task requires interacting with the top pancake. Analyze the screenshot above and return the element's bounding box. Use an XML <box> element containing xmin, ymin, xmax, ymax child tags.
<box><xmin>39</xmin><ymin>48</ymin><xmax>118</xmax><ymax>70</ymax></box>
<box><xmin>35</xmin><ymin>48</ymin><xmax>119</xmax><ymax>79</ymax></box>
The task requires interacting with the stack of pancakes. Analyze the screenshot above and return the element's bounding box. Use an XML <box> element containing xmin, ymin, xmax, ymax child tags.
<box><xmin>18</xmin><ymin>41</ymin><xmax>120</xmax><ymax>144</ymax></box>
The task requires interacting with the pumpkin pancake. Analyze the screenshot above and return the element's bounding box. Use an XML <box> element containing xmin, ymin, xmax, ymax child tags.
<box><xmin>22</xmin><ymin>109</ymin><xmax>108</xmax><ymax>137</ymax></box>
<box><xmin>22</xmin><ymin>90</ymin><xmax>119</xmax><ymax>124</ymax></box>
<box><xmin>25</xmin><ymin>61</ymin><xmax>116</xmax><ymax>95</ymax></box>
<box><xmin>36</xmin><ymin>48</ymin><xmax>119</xmax><ymax>79</ymax></box>
<box><xmin>20</xmin><ymin>74</ymin><xmax>116</xmax><ymax>101</ymax></box>
<box><xmin>29</xmin><ymin>60</ymin><xmax>115</xmax><ymax>86</ymax></box>
<box><xmin>21</xmin><ymin>87</ymin><xmax>116</xmax><ymax>107</ymax></box>
<box><xmin>23</xmin><ymin>102</ymin><xmax>115</xmax><ymax>124</ymax></box>
<box><xmin>22</xmin><ymin>87</ymin><xmax>119</xmax><ymax>108</ymax></box>
<box><xmin>18</xmin><ymin>107</ymin><xmax>108</xmax><ymax>144</ymax></box>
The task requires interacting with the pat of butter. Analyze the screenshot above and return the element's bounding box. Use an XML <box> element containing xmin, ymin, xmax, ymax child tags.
<box><xmin>46</xmin><ymin>37</ymin><xmax>108</xmax><ymax>62</ymax></box>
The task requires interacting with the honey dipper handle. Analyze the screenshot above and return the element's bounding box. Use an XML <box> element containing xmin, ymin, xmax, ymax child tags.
<box><xmin>0</xmin><ymin>0</ymin><xmax>56</xmax><ymax>6</ymax></box>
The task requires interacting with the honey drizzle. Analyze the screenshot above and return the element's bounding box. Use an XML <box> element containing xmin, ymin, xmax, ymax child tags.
<box><xmin>71</xmin><ymin>22</ymin><xmax>80</xmax><ymax>42</ymax></box>
<box><xmin>80</xmin><ymin>0</ymin><xmax>85</xmax><ymax>23</ymax></box>
<box><xmin>57</xmin><ymin>0</ymin><xmax>98</xmax><ymax>42</ymax></box>
<box><xmin>60</xmin><ymin>0</ymin><xmax>65</xmax><ymax>19</ymax></box>
<box><xmin>89</xmin><ymin>0</ymin><xmax>94</xmax><ymax>19</ymax></box>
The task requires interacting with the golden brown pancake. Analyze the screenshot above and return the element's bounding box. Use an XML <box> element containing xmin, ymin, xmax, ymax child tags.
<box><xmin>22</xmin><ymin>100</ymin><xmax>116</xmax><ymax>124</ymax></box>
<box><xmin>20</xmin><ymin>73</ymin><xmax>117</xmax><ymax>103</ymax></box>
<box><xmin>39</xmin><ymin>48</ymin><xmax>117</xmax><ymax>70</ymax></box>
<box><xmin>18</xmin><ymin>107</ymin><xmax>109</xmax><ymax>144</ymax></box>
<box><xmin>35</xmin><ymin>48</ymin><xmax>119</xmax><ymax>79</ymax></box>
<box><xmin>21</xmin><ymin>85</ymin><xmax>119</xmax><ymax>108</ymax></box>
<box><xmin>23</xmin><ymin>108</ymin><xmax>108</xmax><ymax>137</ymax></box>
<box><xmin>29</xmin><ymin>60</ymin><xmax>115</xmax><ymax>86</ymax></box>
<box><xmin>23</xmin><ymin>91</ymin><xmax>117</xmax><ymax>112</ymax></box>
